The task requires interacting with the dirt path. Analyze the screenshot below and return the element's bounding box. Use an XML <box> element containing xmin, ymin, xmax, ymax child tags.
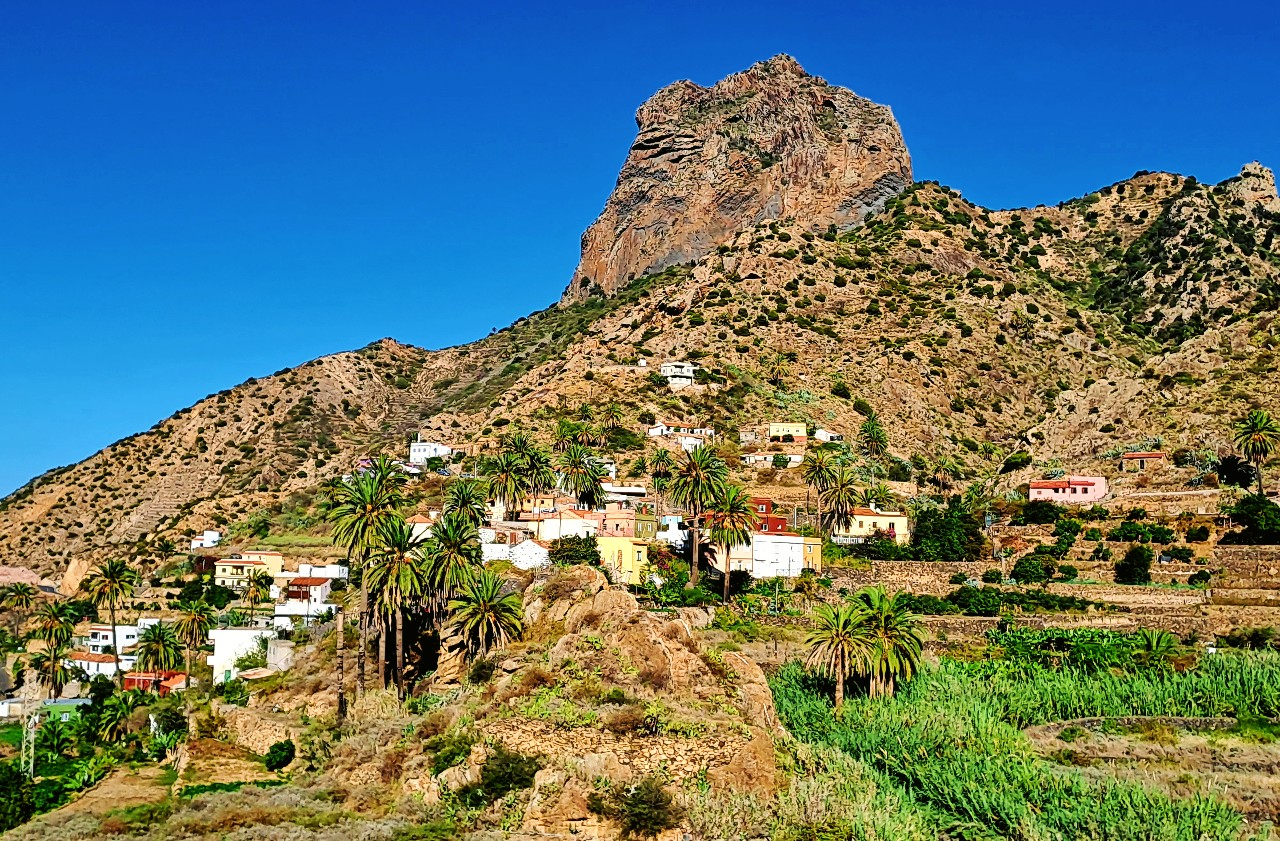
<box><xmin>59</xmin><ymin>764</ymin><xmax>170</xmax><ymax>815</ymax></box>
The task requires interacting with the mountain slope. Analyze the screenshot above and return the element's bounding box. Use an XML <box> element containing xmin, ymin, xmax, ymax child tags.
<box><xmin>2</xmin><ymin>59</ymin><xmax>1278</xmax><ymax>592</ymax></box>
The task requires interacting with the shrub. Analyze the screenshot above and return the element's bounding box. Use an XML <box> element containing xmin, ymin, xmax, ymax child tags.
<box><xmin>1107</xmin><ymin>521</ymin><xmax>1150</xmax><ymax>543</ymax></box>
<box><xmin>1011</xmin><ymin>557</ymin><xmax>1050</xmax><ymax>586</ymax></box>
<box><xmin>588</xmin><ymin>776</ymin><xmax>682</xmax><ymax>838</ymax></box>
<box><xmin>1115</xmin><ymin>545</ymin><xmax>1153</xmax><ymax>585</ymax></box>
<box><xmin>1001</xmin><ymin>452</ymin><xmax>1033</xmax><ymax>473</ymax></box>
<box><xmin>456</xmin><ymin>745</ymin><xmax>541</xmax><ymax>808</ymax></box>
<box><xmin>981</xmin><ymin>569</ymin><xmax>1003</xmax><ymax>584</ymax></box>
<box><xmin>604</xmin><ymin>705</ymin><xmax>647</xmax><ymax>734</ymax></box>
<box><xmin>1016</xmin><ymin>500</ymin><xmax>1064</xmax><ymax>525</ymax></box>
<box><xmin>1083</xmin><ymin>528</ymin><xmax>1104</xmax><ymax>541</ymax></box>
<box><xmin>468</xmin><ymin>657</ymin><xmax>497</xmax><ymax>685</ymax></box>
<box><xmin>831</xmin><ymin>381</ymin><xmax>852</xmax><ymax>399</ymax></box>
<box><xmin>0</xmin><ymin>762</ymin><xmax>33</xmax><ymax>832</ymax></box>
<box><xmin>1057</xmin><ymin>564</ymin><xmax>1078</xmax><ymax>581</ymax></box>
<box><xmin>1188</xmin><ymin>570</ymin><xmax>1211</xmax><ymax>587</ymax></box>
<box><xmin>425</xmin><ymin>729</ymin><xmax>478</xmax><ymax>775</ymax></box>
<box><xmin>1162</xmin><ymin>545</ymin><xmax>1194</xmax><ymax>563</ymax></box>
<box><xmin>949</xmin><ymin>572</ymin><xmax>969</xmax><ymax>585</ymax></box>
<box><xmin>263</xmin><ymin>739</ymin><xmax>295</xmax><ymax>772</ymax></box>
<box><xmin>1148</xmin><ymin>525</ymin><xmax>1176</xmax><ymax>544</ymax></box>
<box><xmin>1185</xmin><ymin>525</ymin><xmax>1210</xmax><ymax>542</ymax></box>
<box><xmin>852</xmin><ymin>398</ymin><xmax>874</xmax><ymax>417</ymax></box>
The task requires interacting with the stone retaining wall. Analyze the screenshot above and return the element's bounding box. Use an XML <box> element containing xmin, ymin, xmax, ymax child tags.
<box><xmin>212</xmin><ymin>701</ymin><xmax>301</xmax><ymax>756</ymax></box>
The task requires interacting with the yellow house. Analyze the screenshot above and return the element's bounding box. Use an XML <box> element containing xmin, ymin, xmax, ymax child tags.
<box><xmin>596</xmin><ymin>536</ymin><xmax>649</xmax><ymax>586</ymax></box>
<box><xmin>768</xmin><ymin>422</ymin><xmax>808</xmax><ymax>442</ymax></box>
<box><xmin>830</xmin><ymin>508</ymin><xmax>911</xmax><ymax>546</ymax></box>
<box><xmin>214</xmin><ymin>558</ymin><xmax>267</xmax><ymax>591</ymax></box>
<box><xmin>240</xmin><ymin>551</ymin><xmax>285</xmax><ymax>576</ymax></box>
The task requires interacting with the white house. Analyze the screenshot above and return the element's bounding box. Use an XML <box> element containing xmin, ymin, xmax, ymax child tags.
<box><xmin>741</xmin><ymin>453</ymin><xmax>802</xmax><ymax>468</ymax></box>
<box><xmin>813</xmin><ymin>428</ymin><xmax>844</xmax><ymax>443</ymax></box>
<box><xmin>655</xmin><ymin>516</ymin><xmax>689</xmax><ymax>550</ymax></box>
<box><xmin>209</xmin><ymin>628</ymin><xmax>274</xmax><ymax>684</ymax></box>
<box><xmin>529</xmin><ymin>509</ymin><xmax>597</xmax><ymax>541</ymax></box>
<box><xmin>190</xmin><ymin>530</ymin><xmax>222</xmax><ymax>550</ymax></box>
<box><xmin>675</xmin><ymin>434</ymin><xmax>709</xmax><ymax>453</ymax></box>
<box><xmin>659</xmin><ymin>361</ymin><xmax>696</xmax><ymax>388</ymax></box>
<box><xmin>82</xmin><ymin>623</ymin><xmax>139</xmax><ymax>655</ymax></box>
<box><xmin>510</xmin><ymin>540</ymin><xmax>551</xmax><ymax>570</ymax></box>
<box><xmin>66</xmin><ymin>651</ymin><xmax>129</xmax><ymax>679</ymax></box>
<box><xmin>297</xmin><ymin>563</ymin><xmax>349</xmax><ymax>580</ymax></box>
<box><xmin>408</xmin><ymin>438</ymin><xmax>452</xmax><ymax>465</ymax></box>
<box><xmin>721</xmin><ymin>532</ymin><xmax>823</xmax><ymax>579</ymax></box>
<box><xmin>648</xmin><ymin>421</ymin><xmax>715</xmax><ymax>438</ymax></box>
<box><xmin>407</xmin><ymin>514</ymin><xmax>437</xmax><ymax>542</ymax></box>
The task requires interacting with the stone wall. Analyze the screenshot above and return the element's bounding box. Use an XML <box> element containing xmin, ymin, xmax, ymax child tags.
<box><xmin>212</xmin><ymin>701</ymin><xmax>301</xmax><ymax>756</ymax></box>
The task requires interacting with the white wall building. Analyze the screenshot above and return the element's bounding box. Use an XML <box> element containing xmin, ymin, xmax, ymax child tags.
<box><xmin>408</xmin><ymin>439</ymin><xmax>452</xmax><ymax>465</ymax></box>
<box><xmin>82</xmin><ymin>623</ymin><xmax>139</xmax><ymax>655</ymax></box>
<box><xmin>209</xmin><ymin>628</ymin><xmax>274</xmax><ymax>684</ymax></box>
<box><xmin>297</xmin><ymin>563</ymin><xmax>349</xmax><ymax>580</ymax></box>
<box><xmin>813</xmin><ymin>428</ymin><xmax>844</xmax><ymax>443</ymax></box>
<box><xmin>510</xmin><ymin>540</ymin><xmax>551</xmax><ymax>570</ymax></box>
<box><xmin>66</xmin><ymin>651</ymin><xmax>129</xmax><ymax>678</ymax></box>
<box><xmin>731</xmin><ymin>532</ymin><xmax>822</xmax><ymax>579</ymax></box>
<box><xmin>530</xmin><ymin>510</ymin><xmax>597</xmax><ymax>541</ymax></box>
<box><xmin>190</xmin><ymin>530</ymin><xmax>222</xmax><ymax>550</ymax></box>
<box><xmin>659</xmin><ymin>361</ymin><xmax>696</xmax><ymax>388</ymax></box>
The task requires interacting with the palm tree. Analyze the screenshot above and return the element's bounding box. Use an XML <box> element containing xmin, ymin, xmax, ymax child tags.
<box><xmin>1233</xmin><ymin>409</ymin><xmax>1280</xmax><ymax>495</ymax></box>
<box><xmin>447</xmin><ymin>570</ymin><xmax>523</xmax><ymax>659</ymax></box>
<box><xmin>26</xmin><ymin>644</ymin><xmax>76</xmax><ymax>700</ymax></box>
<box><xmin>649</xmin><ymin>449</ymin><xmax>675</xmax><ymax>521</ymax></box>
<box><xmin>80</xmin><ymin>559</ymin><xmax>141</xmax><ymax>688</ymax></box>
<box><xmin>850</xmin><ymin>586</ymin><xmax>924</xmax><ymax>699</ymax></box>
<box><xmin>243</xmin><ymin>570</ymin><xmax>273</xmax><ymax>625</ymax></box>
<box><xmin>96</xmin><ymin>692</ymin><xmax>144</xmax><ymax>743</ymax></box>
<box><xmin>576</xmin><ymin>404</ymin><xmax>595</xmax><ymax>424</ymax></box>
<box><xmin>366</xmin><ymin>518</ymin><xmax>429</xmax><ymax>695</ymax></box>
<box><xmin>1132</xmin><ymin>628</ymin><xmax>1179</xmax><ymax>670</ymax></box>
<box><xmin>801</xmin><ymin>449</ymin><xmax>838</xmax><ymax>535</ymax></box>
<box><xmin>553</xmin><ymin>419</ymin><xmax>580</xmax><ymax>453</ymax></box>
<box><xmin>706</xmin><ymin>486</ymin><xmax>760</xmax><ymax>602</ymax></box>
<box><xmin>172</xmin><ymin>600</ymin><xmax>216</xmax><ymax>725</ymax></box>
<box><xmin>522</xmin><ymin>447</ymin><xmax>559</xmax><ymax>510</ymax></box>
<box><xmin>602</xmin><ymin>402</ymin><xmax>625</xmax><ymax>430</ymax></box>
<box><xmin>764</xmin><ymin>353</ymin><xmax>790</xmax><ymax>388</ymax></box>
<box><xmin>668</xmin><ymin>444</ymin><xmax>729</xmax><ymax>588</ymax></box>
<box><xmin>804</xmin><ymin>603</ymin><xmax>872</xmax><ymax>711</ymax></box>
<box><xmin>1</xmin><ymin>583</ymin><xmax>39</xmax><ymax>636</ymax></box>
<box><xmin>820</xmin><ymin>467</ymin><xmax>862</xmax><ymax>535</ymax></box>
<box><xmin>325</xmin><ymin>456</ymin><xmax>407</xmax><ymax>697</ymax></box>
<box><xmin>857</xmin><ymin>482</ymin><xmax>897</xmax><ymax>511</ymax></box>
<box><xmin>444</xmin><ymin>478</ymin><xmax>490</xmax><ymax>530</ymax></box>
<box><xmin>929</xmin><ymin>455</ymin><xmax>966</xmax><ymax>498</ymax></box>
<box><xmin>424</xmin><ymin>511</ymin><xmax>482</xmax><ymax>614</ymax></box>
<box><xmin>152</xmin><ymin>537</ymin><xmax>178</xmax><ymax>567</ymax></box>
<box><xmin>558</xmin><ymin>444</ymin><xmax>607</xmax><ymax>508</ymax></box>
<box><xmin>32</xmin><ymin>601</ymin><xmax>80</xmax><ymax>648</ymax></box>
<box><xmin>136</xmin><ymin>622</ymin><xmax>184</xmax><ymax>692</ymax></box>
<box><xmin>858</xmin><ymin>412</ymin><xmax>889</xmax><ymax>459</ymax></box>
<box><xmin>485</xmin><ymin>452</ymin><xmax>529</xmax><ymax>520</ymax></box>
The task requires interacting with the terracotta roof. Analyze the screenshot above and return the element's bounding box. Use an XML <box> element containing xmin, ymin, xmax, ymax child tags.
<box><xmin>851</xmin><ymin>507</ymin><xmax>905</xmax><ymax>517</ymax></box>
<box><xmin>1123</xmin><ymin>451</ymin><xmax>1166</xmax><ymax>459</ymax></box>
<box><xmin>406</xmin><ymin>515</ymin><xmax>435</xmax><ymax>524</ymax></box>
<box><xmin>1030</xmin><ymin>480</ymin><xmax>1070</xmax><ymax>489</ymax></box>
<box><xmin>290</xmin><ymin>577</ymin><xmax>329</xmax><ymax>587</ymax></box>
<box><xmin>218</xmin><ymin>559</ymin><xmax>265</xmax><ymax>566</ymax></box>
<box><xmin>69</xmin><ymin>652</ymin><xmax>116</xmax><ymax>663</ymax></box>
<box><xmin>160</xmin><ymin>674</ymin><xmax>188</xmax><ymax>690</ymax></box>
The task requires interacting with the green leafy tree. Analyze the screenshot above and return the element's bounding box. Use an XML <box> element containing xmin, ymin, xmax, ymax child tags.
<box><xmin>264</xmin><ymin>739</ymin><xmax>295</xmax><ymax>772</ymax></box>
<box><xmin>0</xmin><ymin>761</ymin><xmax>34</xmax><ymax>832</ymax></box>
<box><xmin>705</xmin><ymin>485</ymin><xmax>760</xmax><ymax>602</ymax></box>
<box><xmin>849</xmin><ymin>586</ymin><xmax>925</xmax><ymax>698</ymax></box>
<box><xmin>1011</xmin><ymin>556</ymin><xmax>1050</xmax><ymax>586</ymax></box>
<box><xmin>547</xmin><ymin>535</ymin><xmax>601</xmax><ymax>566</ymax></box>
<box><xmin>804</xmin><ymin>603</ymin><xmax>871</xmax><ymax>711</ymax></box>
<box><xmin>1114</xmin><ymin>544</ymin><xmax>1154</xmax><ymax>585</ymax></box>
<box><xmin>667</xmin><ymin>445</ymin><xmax>729</xmax><ymax>588</ymax></box>
<box><xmin>324</xmin><ymin>456</ymin><xmax>407</xmax><ymax>702</ymax></box>
<box><xmin>80</xmin><ymin>559</ymin><xmax>141</xmax><ymax>687</ymax></box>
<box><xmin>553</xmin><ymin>418</ymin><xmax>579</xmax><ymax>453</ymax></box>
<box><xmin>424</xmin><ymin>511</ymin><xmax>481</xmax><ymax>614</ymax></box>
<box><xmin>447</xmin><ymin>570</ymin><xmax>524</xmax><ymax>660</ymax></box>
<box><xmin>1233</xmin><ymin>409</ymin><xmax>1280</xmax><ymax>494</ymax></box>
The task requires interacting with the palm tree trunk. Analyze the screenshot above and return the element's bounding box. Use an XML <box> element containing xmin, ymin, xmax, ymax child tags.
<box><xmin>336</xmin><ymin>606</ymin><xmax>347</xmax><ymax>723</ymax></box>
<box><xmin>110</xmin><ymin>604</ymin><xmax>122</xmax><ymax>690</ymax></box>
<box><xmin>722</xmin><ymin>544</ymin><xmax>730</xmax><ymax>603</ymax></box>
<box><xmin>688</xmin><ymin>523</ymin><xmax>700</xmax><ymax>588</ymax></box>
<box><xmin>834</xmin><ymin>660</ymin><xmax>844</xmax><ymax>711</ymax></box>
<box><xmin>357</xmin><ymin>552</ymin><xmax>368</xmax><ymax>697</ymax></box>
<box><xmin>184</xmin><ymin>643</ymin><xmax>192</xmax><ymax>732</ymax></box>
<box><xmin>396</xmin><ymin>610</ymin><xmax>405</xmax><ymax>700</ymax></box>
<box><xmin>377</xmin><ymin>620</ymin><xmax>386</xmax><ymax>690</ymax></box>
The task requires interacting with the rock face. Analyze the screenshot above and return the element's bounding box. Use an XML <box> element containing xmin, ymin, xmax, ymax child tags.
<box><xmin>565</xmin><ymin>54</ymin><xmax>912</xmax><ymax>300</ymax></box>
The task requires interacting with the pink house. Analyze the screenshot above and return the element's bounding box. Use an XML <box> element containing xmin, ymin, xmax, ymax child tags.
<box><xmin>1029</xmin><ymin>476</ymin><xmax>1109</xmax><ymax>504</ymax></box>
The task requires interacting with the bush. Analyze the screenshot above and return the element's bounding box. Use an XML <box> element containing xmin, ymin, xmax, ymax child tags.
<box><xmin>1115</xmin><ymin>545</ymin><xmax>1153</xmax><ymax>585</ymax></box>
<box><xmin>548</xmin><ymin>535</ymin><xmax>601</xmax><ymax>566</ymax></box>
<box><xmin>467</xmin><ymin>658</ymin><xmax>497</xmax><ymax>685</ymax></box>
<box><xmin>831</xmin><ymin>381</ymin><xmax>851</xmax><ymax>399</ymax></box>
<box><xmin>263</xmin><ymin>740</ymin><xmax>295</xmax><ymax>772</ymax></box>
<box><xmin>948</xmin><ymin>571</ymin><xmax>969</xmax><ymax>585</ymax></box>
<box><xmin>1011</xmin><ymin>556</ymin><xmax>1050</xmax><ymax>586</ymax></box>
<box><xmin>1083</xmin><ymin>528</ymin><xmax>1103</xmax><ymax>541</ymax></box>
<box><xmin>1001</xmin><ymin>452</ymin><xmax>1033</xmax><ymax>473</ymax></box>
<box><xmin>1107</xmin><ymin>521</ymin><xmax>1150</xmax><ymax>543</ymax></box>
<box><xmin>1162</xmin><ymin>545</ymin><xmax>1194</xmax><ymax>563</ymax></box>
<box><xmin>1188</xmin><ymin>570</ymin><xmax>1211</xmax><ymax>587</ymax></box>
<box><xmin>1185</xmin><ymin>525</ymin><xmax>1210</xmax><ymax>542</ymax></box>
<box><xmin>852</xmin><ymin>398</ymin><xmax>874</xmax><ymax>417</ymax></box>
<box><xmin>0</xmin><ymin>762</ymin><xmax>33</xmax><ymax>832</ymax></box>
<box><xmin>588</xmin><ymin>776</ymin><xmax>682</xmax><ymax>838</ymax></box>
<box><xmin>1148</xmin><ymin>524</ymin><xmax>1176</xmax><ymax>544</ymax></box>
<box><xmin>981</xmin><ymin>569</ymin><xmax>1003</xmax><ymax>584</ymax></box>
<box><xmin>1016</xmin><ymin>500</ymin><xmax>1064</xmax><ymax>525</ymax></box>
<box><xmin>456</xmin><ymin>745</ymin><xmax>541</xmax><ymax>808</ymax></box>
<box><xmin>1057</xmin><ymin>564</ymin><xmax>1078</xmax><ymax>581</ymax></box>
<box><xmin>946</xmin><ymin>586</ymin><xmax>1004</xmax><ymax>616</ymax></box>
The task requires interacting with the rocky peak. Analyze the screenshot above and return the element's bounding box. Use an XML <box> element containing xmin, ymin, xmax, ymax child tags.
<box><xmin>565</xmin><ymin>55</ymin><xmax>912</xmax><ymax>300</ymax></box>
<box><xmin>1227</xmin><ymin>161</ymin><xmax>1280</xmax><ymax>211</ymax></box>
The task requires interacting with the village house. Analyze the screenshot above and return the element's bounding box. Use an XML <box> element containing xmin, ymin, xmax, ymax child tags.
<box><xmin>214</xmin><ymin>558</ymin><xmax>267</xmax><ymax>591</ymax></box>
<box><xmin>123</xmin><ymin>671</ymin><xmax>187</xmax><ymax>697</ymax></box>
<box><xmin>830</xmin><ymin>507</ymin><xmax>911</xmax><ymax>545</ymax></box>
<box><xmin>286</xmin><ymin>577</ymin><xmax>332</xmax><ymax>604</ymax></box>
<box><xmin>80</xmin><ymin>622</ymin><xmax>140</xmax><ymax>655</ymax></box>
<box><xmin>813</xmin><ymin>428</ymin><xmax>844</xmax><ymax>443</ymax></box>
<box><xmin>721</xmin><ymin>532</ymin><xmax>822</xmax><ymax>579</ymax></box>
<box><xmin>1121</xmin><ymin>451</ymin><xmax>1166</xmax><ymax>472</ymax></box>
<box><xmin>768</xmin><ymin>422</ymin><xmax>808</xmax><ymax>444</ymax></box>
<box><xmin>738</xmin><ymin>430</ymin><xmax>759</xmax><ymax>444</ymax></box>
<box><xmin>510</xmin><ymin>539</ymin><xmax>551</xmax><ymax>570</ymax></box>
<box><xmin>66</xmin><ymin>651</ymin><xmax>126</xmax><ymax>679</ymax></box>
<box><xmin>596</xmin><ymin>536</ymin><xmax>649</xmax><ymax>586</ymax></box>
<box><xmin>647</xmin><ymin>420</ymin><xmax>715</xmax><ymax>438</ymax></box>
<box><xmin>659</xmin><ymin>361</ymin><xmax>697</xmax><ymax>388</ymax></box>
<box><xmin>407</xmin><ymin>513</ymin><xmax>437</xmax><ymax>542</ymax></box>
<box><xmin>741</xmin><ymin>452</ymin><xmax>802</xmax><ymax>468</ymax></box>
<box><xmin>529</xmin><ymin>508</ymin><xmax>598</xmax><ymax>541</ymax></box>
<box><xmin>655</xmin><ymin>515</ymin><xmax>688</xmax><ymax>549</ymax></box>
<box><xmin>209</xmin><ymin>628</ymin><xmax>274</xmax><ymax>685</ymax></box>
<box><xmin>1029</xmin><ymin>475</ymin><xmax>1109</xmax><ymax>503</ymax></box>
<box><xmin>190</xmin><ymin>530</ymin><xmax>222</xmax><ymax>550</ymax></box>
<box><xmin>750</xmin><ymin>497</ymin><xmax>790</xmax><ymax>533</ymax></box>
<box><xmin>408</xmin><ymin>436</ymin><xmax>452</xmax><ymax>465</ymax></box>
<box><xmin>297</xmin><ymin>562</ymin><xmax>348</xmax><ymax>580</ymax></box>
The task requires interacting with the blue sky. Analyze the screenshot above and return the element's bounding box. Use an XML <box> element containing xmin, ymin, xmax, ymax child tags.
<box><xmin>1</xmin><ymin>0</ymin><xmax>1277</xmax><ymax>495</ymax></box>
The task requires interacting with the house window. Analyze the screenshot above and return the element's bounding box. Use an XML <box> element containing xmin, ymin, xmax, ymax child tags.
<box><xmin>858</xmin><ymin>521</ymin><xmax>864</xmax><ymax>528</ymax></box>
<box><xmin>1071</xmin><ymin>487</ymin><xmax>1077</xmax><ymax>494</ymax></box>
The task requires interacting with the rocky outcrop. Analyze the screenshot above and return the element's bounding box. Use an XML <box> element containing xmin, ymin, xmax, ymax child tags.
<box><xmin>565</xmin><ymin>54</ymin><xmax>912</xmax><ymax>299</ymax></box>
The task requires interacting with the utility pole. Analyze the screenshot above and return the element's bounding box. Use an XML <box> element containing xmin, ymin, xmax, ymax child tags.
<box><xmin>21</xmin><ymin>709</ymin><xmax>38</xmax><ymax>778</ymax></box>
